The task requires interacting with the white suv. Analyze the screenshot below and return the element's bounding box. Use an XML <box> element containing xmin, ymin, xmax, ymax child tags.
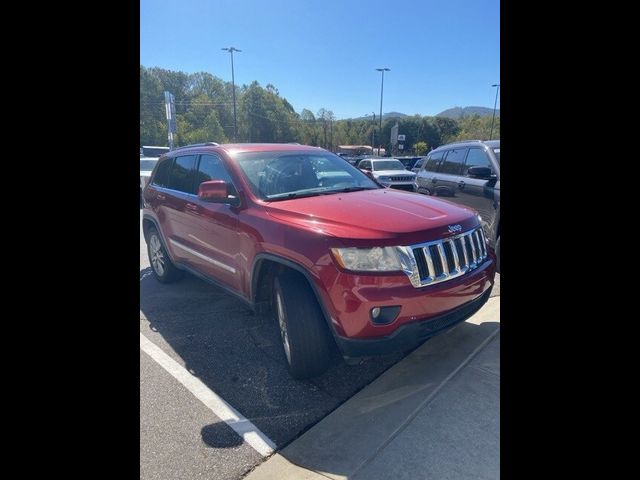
<box><xmin>357</xmin><ymin>158</ymin><xmax>416</xmax><ymax>192</ymax></box>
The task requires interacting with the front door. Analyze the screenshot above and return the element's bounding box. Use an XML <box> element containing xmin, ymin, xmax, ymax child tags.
<box><xmin>181</xmin><ymin>153</ymin><xmax>241</xmax><ymax>292</ymax></box>
<box><xmin>455</xmin><ymin>147</ymin><xmax>499</xmax><ymax>237</ymax></box>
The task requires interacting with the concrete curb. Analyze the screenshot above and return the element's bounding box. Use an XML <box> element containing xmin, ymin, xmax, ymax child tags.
<box><xmin>245</xmin><ymin>297</ymin><xmax>500</xmax><ymax>480</ymax></box>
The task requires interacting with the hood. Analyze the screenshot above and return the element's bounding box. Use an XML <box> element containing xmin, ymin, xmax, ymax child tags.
<box><xmin>264</xmin><ymin>188</ymin><xmax>478</xmax><ymax>243</ymax></box>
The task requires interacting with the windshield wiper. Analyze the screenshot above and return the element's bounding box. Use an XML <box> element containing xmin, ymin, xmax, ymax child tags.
<box><xmin>333</xmin><ymin>186</ymin><xmax>379</xmax><ymax>193</ymax></box>
<box><xmin>267</xmin><ymin>191</ymin><xmax>326</xmax><ymax>201</ymax></box>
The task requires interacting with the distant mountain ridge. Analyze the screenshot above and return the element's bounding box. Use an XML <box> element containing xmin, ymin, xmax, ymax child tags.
<box><xmin>348</xmin><ymin>108</ymin><xmax>497</xmax><ymax>121</ymax></box>
<box><xmin>435</xmin><ymin>106</ymin><xmax>499</xmax><ymax>119</ymax></box>
<box><xmin>350</xmin><ymin>112</ymin><xmax>408</xmax><ymax>121</ymax></box>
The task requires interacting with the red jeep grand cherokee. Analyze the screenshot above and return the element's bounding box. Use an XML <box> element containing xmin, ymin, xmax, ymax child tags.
<box><xmin>142</xmin><ymin>143</ymin><xmax>496</xmax><ymax>379</ymax></box>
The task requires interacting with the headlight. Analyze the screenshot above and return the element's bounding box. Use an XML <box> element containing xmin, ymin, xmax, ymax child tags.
<box><xmin>331</xmin><ymin>246</ymin><xmax>413</xmax><ymax>272</ymax></box>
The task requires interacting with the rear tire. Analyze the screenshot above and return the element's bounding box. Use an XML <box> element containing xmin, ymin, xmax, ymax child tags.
<box><xmin>147</xmin><ymin>227</ymin><xmax>183</xmax><ymax>283</ymax></box>
<box><xmin>274</xmin><ymin>272</ymin><xmax>331</xmax><ymax>379</ymax></box>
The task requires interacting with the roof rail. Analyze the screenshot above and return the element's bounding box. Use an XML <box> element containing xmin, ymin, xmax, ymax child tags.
<box><xmin>172</xmin><ymin>142</ymin><xmax>219</xmax><ymax>151</ymax></box>
<box><xmin>438</xmin><ymin>139</ymin><xmax>486</xmax><ymax>148</ymax></box>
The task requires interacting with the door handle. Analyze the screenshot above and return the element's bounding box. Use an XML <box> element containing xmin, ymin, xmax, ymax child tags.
<box><xmin>185</xmin><ymin>203</ymin><xmax>198</xmax><ymax>212</ymax></box>
<box><xmin>157</xmin><ymin>193</ymin><xmax>166</xmax><ymax>201</ymax></box>
<box><xmin>458</xmin><ymin>181</ymin><xmax>466</xmax><ymax>189</ymax></box>
<box><xmin>431</xmin><ymin>178</ymin><xmax>438</xmax><ymax>183</ymax></box>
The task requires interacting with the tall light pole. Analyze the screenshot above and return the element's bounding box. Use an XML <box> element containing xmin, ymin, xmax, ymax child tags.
<box><xmin>222</xmin><ymin>47</ymin><xmax>242</xmax><ymax>141</ymax></box>
<box><xmin>371</xmin><ymin>112</ymin><xmax>376</xmax><ymax>151</ymax></box>
<box><xmin>490</xmin><ymin>83</ymin><xmax>500</xmax><ymax>140</ymax></box>
<box><xmin>376</xmin><ymin>68</ymin><xmax>390</xmax><ymax>154</ymax></box>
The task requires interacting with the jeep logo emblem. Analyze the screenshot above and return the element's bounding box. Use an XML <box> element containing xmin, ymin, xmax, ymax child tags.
<box><xmin>447</xmin><ymin>224</ymin><xmax>462</xmax><ymax>233</ymax></box>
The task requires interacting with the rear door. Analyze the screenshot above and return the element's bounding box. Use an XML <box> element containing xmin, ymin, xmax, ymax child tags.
<box><xmin>159</xmin><ymin>154</ymin><xmax>199</xmax><ymax>263</ymax></box>
<box><xmin>415</xmin><ymin>150</ymin><xmax>445</xmax><ymax>194</ymax></box>
<box><xmin>433</xmin><ymin>148</ymin><xmax>468</xmax><ymax>197</ymax></box>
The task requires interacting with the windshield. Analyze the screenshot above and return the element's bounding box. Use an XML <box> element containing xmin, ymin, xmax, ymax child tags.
<box><xmin>142</xmin><ymin>146</ymin><xmax>170</xmax><ymax>157</ymax></box>
<box><xmin>235</xmin><ymin>152</ymin><xmax>379</xmax><ymax>200</ymax></box>
<box><xmin>372</xmin><ymin>160</ymin><xmax>406</xmax><ymax>171</ymax></box>
<box><xmin>492</xmin><ymin>148</ymin><xmax>500</xmax><ymax>165</ymax></box>
<box><xmin>140</xmin><ymin>159</ymin><xmax>158</xmax><ymax>171</ymax></box>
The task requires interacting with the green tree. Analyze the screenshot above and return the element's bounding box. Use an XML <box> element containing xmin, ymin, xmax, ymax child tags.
<box><xmin>140</xmin><ymin>66</ymin><xmax>167</xmax><ymax>146</ymax></box>
<box><xmin>413</xmin><ymin>141</ymin><xmax>428</xmax><ymax>155</ymax></box>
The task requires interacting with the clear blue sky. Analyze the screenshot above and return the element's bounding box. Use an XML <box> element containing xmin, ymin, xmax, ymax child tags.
<box><xmin>141</xmin><ymin>0</ymin><xmax>499</xmax><ymax>119</ymax></box>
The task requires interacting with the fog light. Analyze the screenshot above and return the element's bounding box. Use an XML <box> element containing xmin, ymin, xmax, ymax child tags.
<box><xmin>370</xmin><ymin>306</ymin><xmax>401</xmax><ymax>325</ymax></box>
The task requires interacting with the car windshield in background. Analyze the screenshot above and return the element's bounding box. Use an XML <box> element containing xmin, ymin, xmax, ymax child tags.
<box><xmin>140</xmin><ymin>159</ymin><xmax>158</xmax><ymax>171</ymax></box>
<box><xmin>142</xmin><ymin>146</ymin><xmax>170</xmax><ymax>157</ymax></box>
<box><xmin>372</xmin><ymin>160</ymin><xmax>406</xmax><ymax>171</ymax></box>
<box><xmin>235</xmin><ymin>152</ymin><xmax>379</xmax><ymax>200</ymax></box>
<box><xmin>493</xmin><ymin>148</ymin><xmax>500</xmax><ymax>164</ymax></box>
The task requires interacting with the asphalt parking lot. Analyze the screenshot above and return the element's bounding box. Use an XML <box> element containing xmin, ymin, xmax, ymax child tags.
<box><xmin>140</xmin><ymin>211</ymin><xmax>500</xmax><ymax>479</ymax></box>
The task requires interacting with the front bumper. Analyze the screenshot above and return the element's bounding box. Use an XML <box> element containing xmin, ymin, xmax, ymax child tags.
<box><xmin>378</xmin><ymin>181</ymin><xmax>415</xmax><ymax>191</ymax></box>
<box><xmin>334</xmin><ymin>286</ymin><xmax>492</xmax><ymax>357</ymax></box>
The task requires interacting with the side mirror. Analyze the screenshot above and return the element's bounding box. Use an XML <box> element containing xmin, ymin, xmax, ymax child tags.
<box><xmin>467</xmin><ymin>166</ymin><xmax>494</xmax><ymax>179</ymax></box>
<box><xmin>198</xmin><ymin>180</ymin><xmax>232</xmax><ymax>202</ymax></box>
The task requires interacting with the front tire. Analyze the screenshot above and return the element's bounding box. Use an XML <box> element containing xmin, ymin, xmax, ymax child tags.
<box><xmin>147</xmin><ymin>227</ymin><xmax>183</xmax><ymax>283</ymax></box>
<box><xmin>274</xmin><ymin>272</ymin><xmax>331</xmax><ymax>379</ymax></box>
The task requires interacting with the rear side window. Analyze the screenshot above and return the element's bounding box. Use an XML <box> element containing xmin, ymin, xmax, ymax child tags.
<box><xmin>424</xmin><ymin>151</ymin><xmax>445</xmax><ymax>172</ymax></box>
<box><xmin>152</xmin><ymin>157</ymin><xmax>173</xmax><ymax>188</ymax></box>
<box><xmin>439</xmin><ymin>148</ymin><xmax>468</xmax><ymax>175</ymax></box>
<box><xmin>464</xmin><ymin>148</ymin><xmax>494</xmax><ymax>173</ymax></box>
<box><xmin>168</xmin><ymin>155</ymin><xmax>197</xmax><ymax>193</ymax></box>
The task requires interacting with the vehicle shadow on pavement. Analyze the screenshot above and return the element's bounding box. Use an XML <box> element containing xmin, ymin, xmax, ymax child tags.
<box><xmin>140</xmin><ymin>267</ymin><xmax>405</xmax><ymax>448</ymax></box>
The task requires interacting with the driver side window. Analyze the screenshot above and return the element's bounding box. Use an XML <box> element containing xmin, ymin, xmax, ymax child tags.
<box><xmin>196</xmin><ymin>154</ymin><xmax>236</xmax><ymax>194</ymax></box>
<box><xmin>464</xmin><ymin>148</ymin><xmax>493</xmax><ymax>175</ymax></box>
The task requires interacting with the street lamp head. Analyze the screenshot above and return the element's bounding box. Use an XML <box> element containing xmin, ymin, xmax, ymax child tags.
<box><xmin>492</xmin><ymin>84</ymin><xmax>500</xmax><ymax>87</ymax></box>
<box><xmin>376</xmin><ymin>68</ymin><xmax>390</xmax><ymax>72</ymax></box>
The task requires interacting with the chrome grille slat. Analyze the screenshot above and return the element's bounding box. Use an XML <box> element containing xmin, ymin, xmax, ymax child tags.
<box><xmin>473</xmin><ymin>230</ymin><xmax>483</xmax><ymax>258</ymax></box>
<box><xmin>423</xmin><ymin>247</ymin><xmax>435</xmax><ymax>281</ymax></box>
<box><xmin>459</xmin><ymin>237</ymin><xmax>469</xmax><ymax>268</ymax></box>
<box><xmin>467</xmin><ymin>234</ymin><xmax>477</xmax><ymax>264</ymax></box>
<box><xmin>448</xmin><ymin>239</ymin><xmax>460</xmax><ymax>272</ymax></box>
<box><xmin>406</xmin><ymin>227</ymin><xmax>489</xmax><ymax>288</ymax></box>
<box><xmin>478</xmin><ymin>230</ymin><xmax>487</xmax><ymax>257</ymax></box>
<box><xmin>436</xmin><ymin>243</ymin><xmax>449</xmax><ymax>276</ymax></box>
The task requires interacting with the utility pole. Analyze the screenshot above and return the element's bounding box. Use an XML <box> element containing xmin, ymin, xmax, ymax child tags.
<box><xmin>490</xmin><ymin>84</ymin><xmax>500</xmax><ymax>140</ymax></box>
<box><xmin>376</xmin><ymin>68</ymin><xmax>390</xmax><ymax>155</ymax></box>
<box><xmin>222</xmin><ymin>47</ymin><xmax>242</xmax><ymax>141</ymax></box>
<box><xmin>371</xmin><ymin>112</ymin><xmax>376</xmax><ymax>151</ymax></box>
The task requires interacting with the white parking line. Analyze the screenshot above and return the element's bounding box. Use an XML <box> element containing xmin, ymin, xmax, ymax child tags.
<box><xmin>140</xmin><ymin>332</ymin><xmax>276</xmax><ymax>456</ymax></box>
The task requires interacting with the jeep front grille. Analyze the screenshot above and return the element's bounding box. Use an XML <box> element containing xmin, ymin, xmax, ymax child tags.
<box><xmin>389</xmin><ymin>176</ymin><xmax>414</xmax><ymax>182</ymax></box>
<box><xmin>408</xmin><ymin>227</ymin><xmax>488</xmax><ymax>287</ymax></box>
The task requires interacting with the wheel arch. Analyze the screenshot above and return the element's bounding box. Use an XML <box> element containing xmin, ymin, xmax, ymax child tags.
<box><xmin>251</xmin><ymin>253</ymin><xmax>334</xmax><ymax>332</ymax></box>
<box><xmin>142</xmin><ymin>214</ymin><xmax>176</xmax><ymax>263</ymax></box>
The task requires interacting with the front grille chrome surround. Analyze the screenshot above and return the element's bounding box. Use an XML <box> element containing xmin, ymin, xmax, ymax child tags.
<box><xmin>404</xmin><ymin>227</ymin><xmax>489</xmax><ymax>288</ymax></box>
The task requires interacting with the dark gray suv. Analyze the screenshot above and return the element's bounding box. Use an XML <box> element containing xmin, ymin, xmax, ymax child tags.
<box><xmin>415</xmin><ymin>140</ymin><xmax>500</xmax><ymax>271</ymax></box>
